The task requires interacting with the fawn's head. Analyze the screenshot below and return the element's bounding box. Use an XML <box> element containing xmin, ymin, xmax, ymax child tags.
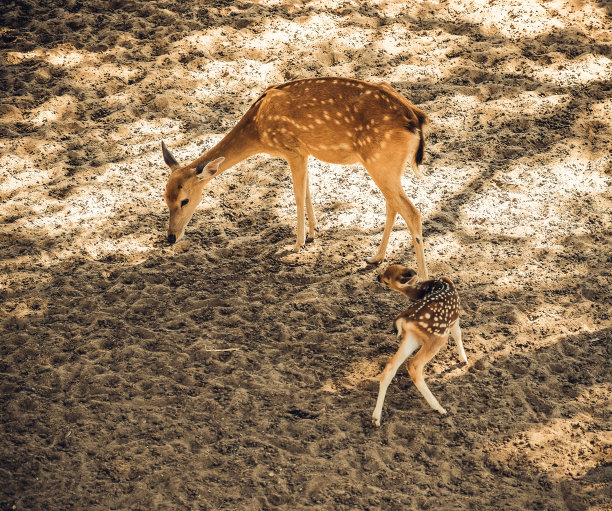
<box><xmin>162</xmin><ymin>142</ymin><xmax>224</xmax><ymax>244</ymax></box>
<box><xmin>378</xmin><ymin>264</ymin><xmax>419</xmax><ymax>293</ymax></box>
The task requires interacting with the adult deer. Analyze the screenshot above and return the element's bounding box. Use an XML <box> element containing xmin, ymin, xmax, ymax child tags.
<box><xmin>162</xmin><ymin>77</ymin><xmax>429</xmax><ymax>277</ymax></box>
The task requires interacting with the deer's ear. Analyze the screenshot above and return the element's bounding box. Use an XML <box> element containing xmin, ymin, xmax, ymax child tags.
<box><xmin>196</xmin><ymin>157</ymin><xmax>225</xmax><ymax>181</ymax></box>
<box><xmin>162</xmin><ymin>141</ymin><xmax>179</xmax><ymax>170</ymax></box>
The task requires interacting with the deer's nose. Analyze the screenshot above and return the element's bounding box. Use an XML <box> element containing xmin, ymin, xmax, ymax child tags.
<box><xmin>167</xmin><ymin>233</ymin><xmax>176</xmax><ymax>244</ymax></box>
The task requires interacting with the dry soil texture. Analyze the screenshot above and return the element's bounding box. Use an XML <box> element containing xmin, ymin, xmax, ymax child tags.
<box><xmin>1</xmin><ymin>1</ymin><xmax>611</xmax><ymax>510</ymax></box>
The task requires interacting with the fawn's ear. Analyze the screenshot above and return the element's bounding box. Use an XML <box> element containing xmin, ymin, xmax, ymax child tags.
<box><xmin>396</xmin><ymin>271</ymin><xmax>421</xmax><ymax>300</ymax></box>
<box><xmin>398</xmin><ymin>268</ymin><xmax>418</xmax><ymax>285</ymax></box>
<box><xmin>397</xmin><ymin>276</ymin><xmax>419</xmax><ymax>293</ymax></box>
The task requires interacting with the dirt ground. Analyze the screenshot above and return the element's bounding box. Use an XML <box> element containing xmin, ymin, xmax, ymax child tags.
<box><xmin>1</xmin><ymin>0</ymin><xmax>611</xmax><ymax>509</ymax></box>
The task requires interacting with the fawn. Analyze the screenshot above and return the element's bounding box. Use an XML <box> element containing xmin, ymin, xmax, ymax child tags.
<box><xmin>372</xmin><ymin>265</ymin><xmax>468</xmax><ymax>426</ymax></box>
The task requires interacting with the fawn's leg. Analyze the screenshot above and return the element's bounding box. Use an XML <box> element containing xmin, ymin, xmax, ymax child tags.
<box><xmin>406</xmin><ymin>334</ymin><xmax>448</xmax><ymax>414</ymax></box>
<box><xmin>450</xmin><ymin>320</ymin><xmax>467</xmax><ymax>364</ymax></box>
<box><xmin>372</xmin><ymin>331</ymin><xmax>420</xmax><ymax>426</ymax></box>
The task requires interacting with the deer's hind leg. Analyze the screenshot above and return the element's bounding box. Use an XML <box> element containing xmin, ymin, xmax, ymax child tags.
<box><xmin>305</xmin><ymin>172</ymin><xmax>317</xmax><ymax>241</ymax></box>
<box><xmin>363</xmin><ymin>131</ymin><xmax>428</xmax><ymax>277</ymax></box>
<box><xmin>366</xmin><ymin>201</ymin><xmax>397</xmax><ymax>264</ymax></box>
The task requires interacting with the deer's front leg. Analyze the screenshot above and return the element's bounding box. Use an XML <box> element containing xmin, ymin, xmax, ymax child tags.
<box><xmin>288</xmin><ymin>155</ymin><xmax>309</xmax><ymax>250</ymax></box>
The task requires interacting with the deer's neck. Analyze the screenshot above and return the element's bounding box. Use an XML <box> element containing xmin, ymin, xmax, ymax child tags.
<box><xmin>193</xmin><ymin>115</ymin><xmax>261</xmax><ymax>173</ymax></box>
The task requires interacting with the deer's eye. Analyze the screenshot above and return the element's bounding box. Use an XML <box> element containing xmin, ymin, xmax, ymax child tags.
<box><xmin>180</xmin><ymin>199</ymin><xmax>189</xmax><ymax>207</ymax></box>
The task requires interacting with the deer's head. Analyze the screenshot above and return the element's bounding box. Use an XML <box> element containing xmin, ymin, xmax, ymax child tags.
<box><xmin>162</xmin><ymin>142</ymin><xmax>224</xmax><ymax>244</ymax></box>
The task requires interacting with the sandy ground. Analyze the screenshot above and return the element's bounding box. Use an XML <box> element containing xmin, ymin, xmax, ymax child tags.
<box><xmin>1</xmin><ymin>0</ymin><xmax>611</xmax><ymax>509</ymax></box>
